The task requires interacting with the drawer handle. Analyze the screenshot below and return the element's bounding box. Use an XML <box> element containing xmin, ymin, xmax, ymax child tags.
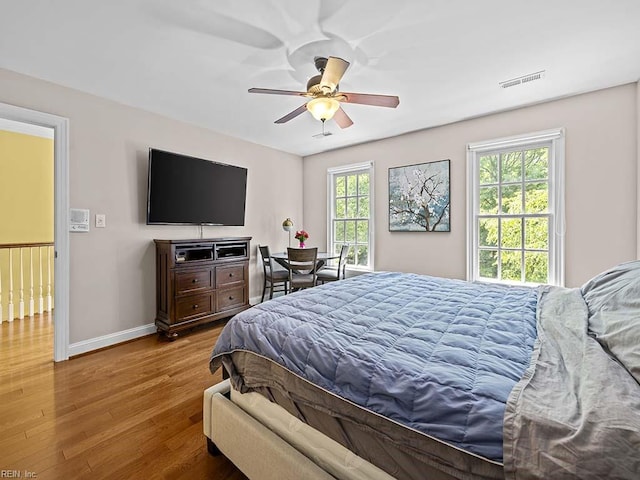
<box><xmin>192</xmin><ymin>304</ymin><xmax>199</xmax><ymax>309</ymax></box>
<box><xmin>192</xmin><ymin>278</ymin><xmax>199</xmax><ymax>283</ymax></box>
<box><xmin>228</xmin><ymin>296</ymin><xmax>234</xmax><ymax>300</ymax></box>
<box><xmin>228</xmin><ymin>273</ymin><xmax>234</xmax><ymax>277</ymax></box>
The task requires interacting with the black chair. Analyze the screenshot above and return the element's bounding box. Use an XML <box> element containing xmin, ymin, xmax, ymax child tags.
<box><xmin>286</xmin><ymin>247</ymin><xmax>318</xmax><ymax>291</ymax></box>
<box><xmin>316</xmin><ymin>244</ymin><xmax>350</xmax><ymax>285</ymax></box>
<box><xmin>258</xmin><ymin>245</ymin><xmax>289</xmax><ymax>302</ymax></box>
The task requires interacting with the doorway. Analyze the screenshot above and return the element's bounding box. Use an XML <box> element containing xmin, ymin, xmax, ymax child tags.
<box><xmin>0</xmin><ymin>102</ymin><xmax>69</xmax><ymax>361</ymax></box>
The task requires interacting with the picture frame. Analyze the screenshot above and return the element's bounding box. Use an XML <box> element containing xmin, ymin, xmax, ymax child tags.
<box><xmin>388</xmin><ymin>159</ymin><xmax>451</xmax><ymax>232</ymax></box>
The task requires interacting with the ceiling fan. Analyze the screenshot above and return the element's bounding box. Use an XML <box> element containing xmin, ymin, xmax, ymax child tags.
<box><xmin>248</xmin><ymin>56</ymin><xmax>399</xmax><ymax>129</ymax></box>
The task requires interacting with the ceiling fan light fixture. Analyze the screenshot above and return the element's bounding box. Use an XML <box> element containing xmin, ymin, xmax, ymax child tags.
<box><xmin>307</xmin><ymin>97</ymin><xmax>340</xmax><ymax>122</ymax></box>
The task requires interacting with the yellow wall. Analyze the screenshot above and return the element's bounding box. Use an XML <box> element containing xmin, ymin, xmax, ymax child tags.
<box><xmin>0</xmin><ymin>129</ymin><xmax>54</xmax><ymax>243</ymax></box>
<box><xmin>0</xmin><ymin>129</ymin><xmax>54</xmax><ymax>321</ymax></box>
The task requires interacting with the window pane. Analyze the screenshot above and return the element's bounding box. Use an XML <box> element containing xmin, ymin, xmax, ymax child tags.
<box><xmin>501</xmin><ymin>250</ymin><xmax>522</xmax><ymax>282</ymax></box>
<box><xmin>335</xmin><ymin>198</ymin><xmax>346</xmax><ymax>218</ymax></box>
<box><xmin>525</xmin><ymin>217</ymin><xmax>548</xmax><ymax>250</ymax></box>
<box><xmin>478</xmin><ymin>218</ymin><xmax>498</xmax><ymax>247</ymax></box>
<box><xmin>525</xmin><ymin>251</ymin><xmax>548</xmax><ymax>283</ymax></box>
<box><xmin>345</xmin><ymin>221</ymin><xmax>356</xmax><ymax>242</ymax></box>
<box><xmin>479</xmin><ymin>186</ymin><xmax>498</xmax><ymax>214</ymax></box>
<box><xmin>479</xmin><ymin>249</ymin><xmax>498</xmax><ymax>279</ymax></box>
<box><xmin>358</xmin><ymin>196</ymin><xmax>369</xmax><ymax>217</ymax></box>
<box><xmin>501</xmin><ymin>151</ymin><xmax>522</xmax><ymax>183</ymax></box>
<box><xmin>479</xmin><ymin>155</ymin><xmax>498</xmax><ymax>184</ymax></box>
<box><xmin>525</xmin><ymin>182</ymin><xmax>548</xmax><ymax>213</ymax></box>
<box><xmin>345</xmin><ymin>245</ymin><xmax>356</xmax><ymax>265</ymax></box>
<box><xmin>356</xmin><ymin>220</ymin><xmax>369</xmax><ymax>243</ymax></box>
<box><xmin>356</xmin><ymin>245</ymin><xmax>369</xmax><ymax>266</ymax></box>
<box><xmin>347</xmin><ymin>175</ymin><xmax>357</xmax><ymax>196</ymax></box>
<box><xmin>501</xmin><ymin>218</ymin><xmax>522</xmax><ymax>248</ymax></box>
<box><xmin>525</xmin><ymin>148</ymin><xmax>549</xmax><ymax>180</ymax></box>
<box><xmin>470</xmin><ymin>133</ymin><xmax>561</xmax><ymax>287</ymax></box>
<box><xmin>330</xmin><ymin>165</ymin><xmax>373</xmax><ymax>271</ymax></box>
<box><xmin>347</xmin><ymin>198</ymin><xmax>357</xmax><ymax>218</ymax></box>
<box><xmin>335</xmin><ymin>176</ymin><xmax>346</xmax><ymax>197</ymax></box>
<box><xmin>501</xmin><ymin>185</ymin><xmax>522</xmax><ymax>214</ymax></box>
<box><xmin>358</xmin><ymin>173</ymin><xmax>369</xmax><ymax>195</ymax></box>
<box><xmin>334</xmin><ymin>221</ymin><xmax>345</xmax><ymax>242</ymax></box>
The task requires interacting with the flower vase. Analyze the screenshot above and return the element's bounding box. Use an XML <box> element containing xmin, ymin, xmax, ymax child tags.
<box><xmin>299</xmin><ymin>241</ymin><xmax>305</xmax><ymax>248</ymax></box>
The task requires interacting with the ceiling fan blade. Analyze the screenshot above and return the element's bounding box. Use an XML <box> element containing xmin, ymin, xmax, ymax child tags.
<box><xmin>333</xmin><ymin>107</ymin><xmax>354</xmax><ymax>129</ymax></box>
<box><xmin>147</xmin><ymin>5</ymin><xmax>284</xmax><ymax>50</ymax></box>
<box><xmin>340</xmin><ymin>92</ymin><xmax>400</xmax><ymax>108</ymax></box>
<box><xmin>249</xmin><ymin>88</ymin><xmax>309</xmax><ymax>96</ymax></box>
<box><xmin>320</xmin><ymin>57</ymin><xmax>350</xmax><ymax>92</ymax></box>
<box><xmin>275</xmin><ymin>104</ymin><xmax>308</xmax><ymax>124</ymax></box>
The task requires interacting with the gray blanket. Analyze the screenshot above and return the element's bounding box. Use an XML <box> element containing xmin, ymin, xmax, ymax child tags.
<box><xmin>503</xmin><ymin>284</ymin><xmax>640</xmax><ymax>479</ymax></box>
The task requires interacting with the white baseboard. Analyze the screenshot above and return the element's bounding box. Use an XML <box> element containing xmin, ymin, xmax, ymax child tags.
<box><xmin>68</xmin><ymin>323</ymin><xmax>157</xmax><ymax>357</ymax></box>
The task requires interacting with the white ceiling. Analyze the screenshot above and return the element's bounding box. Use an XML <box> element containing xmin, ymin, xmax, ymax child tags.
<box><xmin>1</xmin><ymin>0</ymin><xmax>639</xmax><ymax>157</ymax></box>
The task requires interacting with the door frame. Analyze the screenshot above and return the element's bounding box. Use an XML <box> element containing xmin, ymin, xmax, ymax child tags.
<box><xmin>0</xmin><ymin>102</ymin><xmax>70</xmax><ymax>361</ymax></box>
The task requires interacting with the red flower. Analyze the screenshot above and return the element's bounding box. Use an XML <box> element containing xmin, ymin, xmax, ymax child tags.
<box><xmin>294</xmin><ymin>230</ymin><xmax>309</xmax><ymax>241</ymax></box>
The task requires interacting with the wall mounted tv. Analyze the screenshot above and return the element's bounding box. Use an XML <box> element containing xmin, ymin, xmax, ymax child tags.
<box><xmin>146</xmin><ymin>148</ymin><xmax>247</xmax><ymax>226</ymax></box>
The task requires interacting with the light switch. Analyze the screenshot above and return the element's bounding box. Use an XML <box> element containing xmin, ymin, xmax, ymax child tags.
<box><xmin>95</xmin><ymin>214</ymin><xmax>106</xmax><ymax>228</ymax></box>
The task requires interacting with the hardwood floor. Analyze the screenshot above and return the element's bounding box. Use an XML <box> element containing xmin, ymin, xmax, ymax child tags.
<box><xmin>0</xmin><ymin>313</ymin><xmax>248</xmax><ymax>480</ymax></box>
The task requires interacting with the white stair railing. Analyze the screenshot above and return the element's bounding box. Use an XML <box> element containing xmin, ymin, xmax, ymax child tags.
<box><xmin>0</xmin><ymin>243</ymin><xmax>54</xmax><ymax>322</ymax></box>
<box><xmin>19</xmin><ymin>247</ymin><xmax>24</xmax><ymax>320</ymax></box>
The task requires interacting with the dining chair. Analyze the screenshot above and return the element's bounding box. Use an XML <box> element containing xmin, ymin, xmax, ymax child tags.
<box><xmin>258</xmin><ymin>245</ymin><xmax>289</xmax><ymax>302</ymax></box>
<box><xmin>286</xmin><ymin>247</ymin><xmax>318</xmax><ymax>291</ymax></box>
<box><xmin>316</xmin><ymin>244</ymin><xmax>350</xmax><ymax>285</ymax></box>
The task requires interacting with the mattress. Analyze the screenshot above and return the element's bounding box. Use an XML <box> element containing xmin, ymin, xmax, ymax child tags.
<box><xmin>221</xmin><ymin>351</ymin><xmax>505</xmax><ymax>480</ymax></box>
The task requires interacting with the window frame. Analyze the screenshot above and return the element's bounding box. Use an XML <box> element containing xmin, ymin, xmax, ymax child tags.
<box><xmin>467</xmin><ymin>128</ymin><xmax>565</xmax><ymax>286</ymax></box>
<box><xmin>327</xmin><ymin>162</ymin><xmax>374</xmax><ymax>272</ymax></box>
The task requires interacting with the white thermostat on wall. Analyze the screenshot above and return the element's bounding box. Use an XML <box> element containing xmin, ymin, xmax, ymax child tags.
<box><xmin>69</xmin><ymin>208</ymin><xmax>90</xmax><ymax>232</ymax></box>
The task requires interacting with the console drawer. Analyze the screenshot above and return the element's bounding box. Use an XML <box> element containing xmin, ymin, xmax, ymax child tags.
<box><xmin>176</xmin><ymin>268</ymin><xmax>213</xmax><ymax>295</ymax></box>
<box><xmin>216</xmin><ymin>264</ymin><xmax>245</xmax><ymax>287</ymax></box>
<box><xmin>216</xmin><ymin>286</ymin><xmax>245</xmax><ymax>312</ymax></box>
<box><xmin>175</xmin><ymin>292</ymin><xmax>214</xmax><ymax>322</ymax></box>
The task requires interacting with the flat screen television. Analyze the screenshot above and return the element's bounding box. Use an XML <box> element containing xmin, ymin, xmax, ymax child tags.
<box><xmin>146</xmin><ymin>148</ymin><xmax>247</xmax><ymax>225</ymax></box>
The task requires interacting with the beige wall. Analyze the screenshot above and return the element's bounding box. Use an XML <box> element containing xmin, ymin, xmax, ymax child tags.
<box><xmin>303</xmin><ymin>84</ymin><xmax>638</xmax><ymax>287</ymax></box>
<box><xmin>0</xmin><ymin>68</ymin><xmax>303</xmax><ymax>344</ymax></box>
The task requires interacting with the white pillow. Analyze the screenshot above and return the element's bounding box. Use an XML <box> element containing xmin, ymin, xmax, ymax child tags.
<box><xmin>581</xmin><ymin>261</ymin><xmax>640</xmax><ymax>384</ymax></box>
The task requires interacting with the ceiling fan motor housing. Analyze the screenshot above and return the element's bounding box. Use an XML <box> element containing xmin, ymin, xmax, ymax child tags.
<box><xmin>314</xmin><ymin>56</ymin><xmax>328</xmax><ymax>73</ymax></box>
<box><xmin>306</xmin><ymin>74</ymin><xmax>323</xmax><ymax>94</ymax></box>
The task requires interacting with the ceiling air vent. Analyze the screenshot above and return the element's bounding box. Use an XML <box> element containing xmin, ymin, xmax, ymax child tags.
<box><xmin>499</xmin><ymin>70</ymin><xmax>546</xmax><ymax>89</ymax></box>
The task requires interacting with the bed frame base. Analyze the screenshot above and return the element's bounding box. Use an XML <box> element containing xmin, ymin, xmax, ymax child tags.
<box><xmin>206</xmin><ymin>436</ymin><xmax>221</xmax><ymax>456</ymax></box>
<box><xmin>204</xmin><ymin>380</ymin><xmax>336</xmax><ymax>480</ymax></box>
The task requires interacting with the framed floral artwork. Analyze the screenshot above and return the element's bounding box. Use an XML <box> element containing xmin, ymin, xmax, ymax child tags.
<box><xmin>388</xmin><ymin>159</ymin><xmax>450</xmax><ymax>232</ymax></box>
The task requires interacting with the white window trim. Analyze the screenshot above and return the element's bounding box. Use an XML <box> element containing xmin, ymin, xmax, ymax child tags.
<box><xmin>327</xmin><ymin>161</ymin><xmax>375</xmax><ymax>272</ymax></box>
<box><xmin>466</xmin><ymin>128</ymin><xmax>565</xmax><ymax>286</ymax></box>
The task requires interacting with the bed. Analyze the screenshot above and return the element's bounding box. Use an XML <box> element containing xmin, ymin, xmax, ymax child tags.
<box><xmin>205</xmin><ymin>263</ymin><xmax>640</xmax><ymax>479</ymax></box>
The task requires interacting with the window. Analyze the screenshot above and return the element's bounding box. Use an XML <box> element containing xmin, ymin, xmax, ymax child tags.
<box><xmin>467</xmin><ymin>129</ymin><xmax>564</xmax><ymax>286</ymax></box>
<box><xmin>328</xmin><ymin>162</ymin><xmax>373</xmax><ymax>270</ymax></box>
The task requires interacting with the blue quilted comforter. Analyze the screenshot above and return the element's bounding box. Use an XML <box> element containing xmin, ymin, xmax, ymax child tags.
<box><xmin>210</xmin><ymin>272</ymin><xmax>538</xmax><ymax>461</ymax></box>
